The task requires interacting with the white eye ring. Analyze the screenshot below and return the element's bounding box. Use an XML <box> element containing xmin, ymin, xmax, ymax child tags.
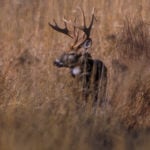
<box><xmin>83</xmin><ymin>39</ymin><xmax>92</xmax><ymax>49</ymax></box>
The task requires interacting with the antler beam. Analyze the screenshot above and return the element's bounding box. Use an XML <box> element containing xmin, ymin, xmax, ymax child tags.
<box><xmin>48</xmin><ymin>19</ymin><xmax>73</xmax><ymax>38</ymax></box>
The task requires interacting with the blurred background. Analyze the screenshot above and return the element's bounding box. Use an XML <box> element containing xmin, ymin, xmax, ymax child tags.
<box><xmin>0</xmin><ymin>0</ymin><xmax>150</xmax><ymax>150</ymax></box>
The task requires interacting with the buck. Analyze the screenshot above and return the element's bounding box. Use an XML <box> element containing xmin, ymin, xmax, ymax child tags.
<box><xmin>49</xmin><ymin>8</ymin><xmax>107</xmax><ymax>105</ymax></box>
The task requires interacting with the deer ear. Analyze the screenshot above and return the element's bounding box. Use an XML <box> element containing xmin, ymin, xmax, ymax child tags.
<box><xmin>83</xmin><ymin>39</ymin><xmax>92</xmax><ymax>49</ymax></box>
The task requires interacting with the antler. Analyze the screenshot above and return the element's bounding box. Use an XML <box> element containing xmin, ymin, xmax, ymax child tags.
<box><xmin>76</xmin><ymin>7</ymin><xmax>95</xmax><ymax>39</ymax></box>
<box><xmin>70</xmin><ymin>8</ymin><xmax>96</xmax><ymax>50</ymax></box>
<box><xmin>48</xmin><ymin>19</ymin><xmax>73</xmax><ymax>38</ymax></box>
<box><xmin>49</xmin><ymin>8</ymin><xmax>96</xmax><ymax>51</ymax></box>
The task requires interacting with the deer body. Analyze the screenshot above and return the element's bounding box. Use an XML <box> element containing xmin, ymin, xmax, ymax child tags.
<box><xmin>53</xmin><ymin>50</ymin><xmax>107</xmax><ymax>104</ymax></box>
<box><xmin>50</xmin><ymin>8</ymin><xmax>107</xmax><ymax>104</ymax></box>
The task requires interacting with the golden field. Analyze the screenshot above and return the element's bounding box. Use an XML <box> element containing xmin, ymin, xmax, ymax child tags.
<box><xmin>0</xmin><ymin>0</ymin><xmax>150</xmax><ymax>150</ymax></box>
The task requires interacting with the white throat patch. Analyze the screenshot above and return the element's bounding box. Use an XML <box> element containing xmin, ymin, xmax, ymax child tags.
<box><xmin>72</xmin><ymin>66</ymin><xmax>81</xmax><ymax>75</ymax></box>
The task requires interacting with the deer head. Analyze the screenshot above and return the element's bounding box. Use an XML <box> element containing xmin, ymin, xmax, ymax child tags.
<box><xmin>49</xmin><ymin>8</ymin><xmax>96</xmax><ymax>77</ymax></box>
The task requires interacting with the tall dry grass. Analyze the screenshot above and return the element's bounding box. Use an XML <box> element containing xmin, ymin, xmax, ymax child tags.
<box><xmin>0</xmin><ymin>0</ymin><xmax>150</xmax><ymax>150</ymax></box>
<box><xmin>116</xmin><ymin>17</ymin><xmax>150</xmax><ymax>59</ymax></box>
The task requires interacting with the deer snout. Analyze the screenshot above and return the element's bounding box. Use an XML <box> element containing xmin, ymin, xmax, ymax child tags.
<box><xmin>53</xmin><ymin>59</ymin><xmax>64</xmax><ymax>67</ymax></box>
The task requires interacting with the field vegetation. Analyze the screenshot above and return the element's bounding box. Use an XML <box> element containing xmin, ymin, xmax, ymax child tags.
<box><xmin>0</xmin><ymin>0</ymin><xmax>150</xmax><ymax>150</ymax></box>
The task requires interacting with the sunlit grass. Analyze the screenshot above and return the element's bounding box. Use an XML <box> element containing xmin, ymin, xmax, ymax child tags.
<box><xmin>0</xmin><ymin>0</ymin><xmax>150</xmax><ymax>150</ymax></box>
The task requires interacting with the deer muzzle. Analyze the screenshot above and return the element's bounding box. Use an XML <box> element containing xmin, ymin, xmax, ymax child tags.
<box><xmin>53</xmin><ymin>59</ymin><xmax>65</xmax><ymax>67</ymax></box>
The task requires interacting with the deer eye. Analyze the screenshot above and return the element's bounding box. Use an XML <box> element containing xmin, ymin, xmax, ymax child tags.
<box><xmin>68</xmin><ymin>55</ymin><xmax>75</xmax><ymax>60</ymax></box>
<box><xmin>83</xmin><ymin>39</ymin><xmax>92</xmax><ymax>49</ymax></box>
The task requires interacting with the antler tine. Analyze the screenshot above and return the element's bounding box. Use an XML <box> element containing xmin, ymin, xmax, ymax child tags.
<box><xmin>73</xmin><ymin>17</ymin><xmax>77</xmax><ymax>37</ymax></box>
<box><xmin>74</xmin><ymin>7</ymin><xmax>96</xmax><ymax>38</ymax></box>
<box><xmin>48</xmin><ymin>19</ymin><xmax>73</xmax><ymax>38</ymax></box>
<box><xmin>88</xmin><ymin>8</ymin><xmax>96</xmax><ymax>34</ymax></box>
<box><xmin>78</xmin><ymin>7</ymin><xmax>86</xmax><ymax>27</ymax></box>
<box><xmin>73</xmin><ymin>30</ymin><xmax>79</xmax><ymax>45</ymax></box>
<box><xmin>62</xmin><ymin>17</ymin><xmax>80</xmax><ymax>49</ymax></box>
<box><xmin>63</xmin><ymin>17</ymin><xmax>79</xmax><ymax>41</ymax></box>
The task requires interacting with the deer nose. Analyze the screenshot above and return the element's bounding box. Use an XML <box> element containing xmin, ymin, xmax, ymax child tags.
<box><xmin>53</xmin><ymin>59</ymin><xmax>64</xmax><ymax>67</ymax></box>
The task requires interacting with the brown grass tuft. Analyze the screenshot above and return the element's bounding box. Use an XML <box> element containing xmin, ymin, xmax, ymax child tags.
<box><xmin>116</xmin><ymin>17</ymin><xmax>150</xmax><ymax>59</ymax></box>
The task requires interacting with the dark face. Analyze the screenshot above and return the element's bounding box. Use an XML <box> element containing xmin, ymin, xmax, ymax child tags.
<box><xmin>53</xmin><ymin>50</ymin><xmax>93</xmax><ymax>77</ymax></box>
<box><xmin>53</xmin><ymin>39</ymin><xmax>92</xmax><ymax>68</ymax></box>
<box><xmin>53</xmin><ymin>51</ymin><xmax>82</xmax><ymax>68</ymax></box>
